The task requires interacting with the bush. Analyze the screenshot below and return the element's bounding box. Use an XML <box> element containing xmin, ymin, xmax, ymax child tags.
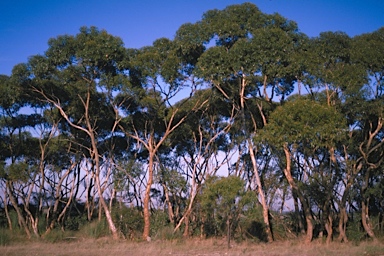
<box><xmin>112</xmin><ymin>206</ymin><xmax>143</xmax><ymax>240</ymax></box>
<box><xmin>43</xmin><ymin>228</ymin><xmax>74</xmax><ymax>243</ymax></box>
<box><xmin>346</xmin><ymin>215</ymin><xmax>366</xmax><ymax>243</ymax></box>
<box><xmin>150</xmin><ymin>210</ymin><xmax>175</xmax><ymax>240</ymax></box>
<box><xmin>0</xmin><ymin>229</ymin><xmax>11</xmax><ymax>246</ymax></box>
<box><xmin>79</xmin><ymin>218</ymin><xmax>110</xmax><ymax>239</ymax></box>
<box><xmin>65</xmin><ymin>215</ymin><xmax>87</xmax><ymax>231</ymax></box>
<box><xmin>0</xmin><ymin>228</ymin><xmax>29</xmax><ymax>245</ymax></box>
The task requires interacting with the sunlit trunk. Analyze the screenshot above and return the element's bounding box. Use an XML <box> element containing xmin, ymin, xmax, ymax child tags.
<box><xmin>248</xmin><ymin>139</ymin><xmax>273</xmax><ymax>242</ymax></box>
<box><xmin>283</xmin><ymin>145</ymin><xmax>313</xmax><ymax>243</ymax></box>
<box><xmin>361</xmin><ymin>199</ymin><xmax>377</xmax><ymax>241</ymax></box>
<box><xmin>325</xmin><ymin>214</ymin><xmax>333</xmax><ymax>244</ymax></box>
<box><xmin>337</xmin><ymin>206</ymin><xmax>348</xmax><ymax>242</ymax></box>
<box><xmin>142</xmin><ymin>148</ymin><xmax>155</xmax><ymax>241</ymax></box>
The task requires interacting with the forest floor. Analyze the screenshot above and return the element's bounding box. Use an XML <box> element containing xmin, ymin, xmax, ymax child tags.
<box><xmin>1</xmin><ymin>237</ymin><xmax>384</xmax><ymax>256</ymax></box>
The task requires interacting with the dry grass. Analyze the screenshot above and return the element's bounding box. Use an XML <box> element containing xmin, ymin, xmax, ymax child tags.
<box><xmin>1</xmin><ymin>237</ymin><xmax>384</xmax><ymax>256</ymax></box>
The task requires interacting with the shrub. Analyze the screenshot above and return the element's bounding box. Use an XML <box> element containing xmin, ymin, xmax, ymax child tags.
<box><xmin>79</xmin><ymin>218</ymin><xmax>110</xmax><ymax>239</ymax></box>
<box><xmin>112</xmin><ymin>206</ymin><xmax>143</xmax><ymax>240</ymax></box>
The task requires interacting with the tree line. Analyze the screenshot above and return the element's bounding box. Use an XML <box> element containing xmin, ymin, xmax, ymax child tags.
<box><xmin>0</xmin><ymin>3</ymin><xmax>383</xmax><ymax>244</ymax></box>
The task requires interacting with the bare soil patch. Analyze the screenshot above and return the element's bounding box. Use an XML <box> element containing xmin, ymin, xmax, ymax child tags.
<box><xmin>1</xmin><ymin>238</ymin><xmax>384</xmax><ymax>256</ymax></box>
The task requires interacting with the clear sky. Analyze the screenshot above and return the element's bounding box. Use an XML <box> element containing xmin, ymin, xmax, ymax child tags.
<box><xmin>1</xmin><ymin>0</ymin><xmax>383</xmax><ymax>76</ymax></box>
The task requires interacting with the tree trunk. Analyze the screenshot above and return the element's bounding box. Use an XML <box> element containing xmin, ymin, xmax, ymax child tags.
<box><xmin>302</xmin><ymin>201</ymin><xmax>314</xmax><ymax>244</ymax></box>
<box><xmin>292</xmin><ymin>191</ymin><xmax>305</xmax><ymax>235</ymax></box>
<box><xmin>4</xmin><ymin>194</ymin><xmax>12</xmax><ymax>230</ymax></box>
<box><xmin>283</xmin><ymin>145</ymin><xmax>313</xmax><ymax>243</ymax></box>
<box><xmin>95</xmin><ymin>172</ymin><xmax>118</xmax><ymax>239</ymax></box>
<box><xmin>248</xmin><ymin>139</ymin><xmax>273</xmax><ymax>242</ymax></box>
<box><xmin>183</xmin><ymin>214</ymin><xmax>189</xmax><ymax>237</ymax></box>
<box><xmin>142</xmin><ymin>150</ymin><xmax>155</xmax><ymax>241</ymax></box>
<box><xmin>325</xmin><ymin>214</ymin><xmax>333</xmax><ymax>244</ymax></box>
<box><xmin>7</xmin><ymin>181</ymin><xmax>31</xmax><ymax>238</ymax></box>
<box><xmin>162</xmin><ymin>184</ymin><xmax>175</xmax><ymax>225</ymax></box>
<box><xmin>227</xmin><ymin>217</ymin><xmax>231</xmax><ymax>249</ymax></box>
<box><xmin>85</xmin><ymin>90</ymin><xmax>118</xmax><ymax>240</ymax></box>
<box><xmin>337</xmin><ymin>206</ymin><xmax>348</xmax><ymax>243</ymax></box>
<box><xmin>361</xmin><ymin>199</ymin><xmax>377</xmax><ymax>241</ymax></box>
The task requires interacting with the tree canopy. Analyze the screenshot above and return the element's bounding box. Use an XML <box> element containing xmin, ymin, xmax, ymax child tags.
<box><xmin>1</xmin><ymin>2</ymin><xmax>383</xmax><ymax>245</ymax></box>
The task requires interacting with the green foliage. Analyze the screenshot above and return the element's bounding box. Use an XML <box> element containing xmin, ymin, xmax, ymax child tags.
<box><xmin>112</xmin><ymin>206</ymin><xmax>143</xmax><ymax>240</ymax></box>
<box><xmin>346</xmin><ymin>215</ymin><xmax>366</xmax><ymax>243</ymax></box>
<box><xmin>1</xmin><ymin>2</ymin><xmax>384</xmax><ymax>245</ymax></box>
<box><xmin>0</xmin><ymin>229</ymin><xmax>12</xmax><ymax>246</ymax></box>
<box><xmin>6</xmin><ymin>162</ymin><xmax>30</xmax><ymax>182</ymax></box>
<box><xmin>150</xmin><ymin>210</ymin><xmax>176</xmax><ymax>240</ymax></box>
<box><xmin>0</xmin><ymin>228</ymin><xmax>26</xmax><ymax>246</ymax></box>
<box><xmin>79</xmin><ymin>218</ymin><xmax>110</xmax><ymax>239</ymax></box>
<box><xmin>43</xmin><ymin>229</ymin><xmax>76</xmax><ymax>243</ymax></box>
<box><xmin>237</xmin><ymin>191</ymin><xmax>267</xmax><ymax>242</ymax></box>
<box><xmin>200</xmin><ymin>176</ymin><xmax>245</xmax><ymax>237</ymax></box>
<box><xmin>260</xmin><ymin>98</ymin><xmax>346</xmax><ymax>149</ymax></box>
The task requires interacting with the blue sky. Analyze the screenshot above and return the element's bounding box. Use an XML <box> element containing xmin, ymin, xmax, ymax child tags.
<box><xmin>1</xmin><ymin>0</ymin><xmax>383</xmax><ymax>76</ymax></box>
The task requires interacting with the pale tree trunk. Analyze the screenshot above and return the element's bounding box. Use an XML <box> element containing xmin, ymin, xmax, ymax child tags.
<box><xmin>325</xmin><ymin>213</ymin><xmax>333</xmax><ymax>244</ymax></box>
<box><xmin>248</xmin><ymin>139</ymin><xmax>273</xmax><ymax>242</ymax></box>
<box><xmin>337</xmin><ymin>145</ymin><xmax>359</xmax><ymax>243</ymax></box>
<box><xmin>162</xmin><ymin>184</ymin><xmax>175</xmax><ymax>225</ymax></box>
<box><xmin>33</xmin><ymin>69</ymin><xmax>124</xmax><ymax>239</ymax></box>
<box><xmin>174</xmin><ymin>101</ymin><xmax>230</xmax><ymax>236</ymax></box>
<box><xmin>7</xmin><ymin>181</ymin><xmax>31</xmax><ymax>238</ymax></box>
<box><xmin>142</xmin><ymin>148</ymin><xmax>155</xmax><ymax>241</ymax></box>
<box><xmin>91</xmin><ymin>138</ymin><xmax>118</xmax><ymax>239</ymax></box>
<box><xmin>183</xmin><ymin>215</ymin><xmax>189</xmax><ymax>237</ymax></box>
<box><xmin>44</xmin><ymin>165</ymin><xmax>74</xmax><ymax>236</ymax></box>
<box><xmin>95</xmin><ymin>173</ymin><xmax>118</xmax><ymax>239</ymax></box>
<box><xmin>84</xmin><ymin>89</ymin><xmax>118</xmax><ymax>240</ymax></box>
<box><xmin>263</xmin><ymin>75</ymin><xmax>270</xmax><ymax>102</ymax></box>
<box><xmin>85</xmin><ymin>171</ymin><xmax>95</xmax><ymax>221</ymax></box>
<box><xmin>283</xmin><ymin>145</ymin><xmax>313</xmax><ymax>243</ymax></box>
<box><xmin>303</xmin><ymin>208</ymin><xmax>314</xmax><ymax>244</ymax></box>
<box><xmin>338</xmin><ymin>206</ymin><xmax>349</xmax><ymax>243</ymax></box>
<box><xmin>240</xmin><ymin>75</ymin><xmax>272</xmax><ymax>242</ymax></box>
<box><xmin>2</xmin><ymin>192</ymin><xmax>12</xmax><ymax>230</ymax></box>
<box><xmin>23</xmin><ymin>173</ymin><xmax>41</xmax><ymax>238</ymax></box>
<box><xmin>361</xmin><ymin>199</ymin><xmax>377</xmax><ymax>241</ymax></box>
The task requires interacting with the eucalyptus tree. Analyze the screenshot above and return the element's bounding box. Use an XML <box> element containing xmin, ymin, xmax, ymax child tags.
<box><xmin>333</xmin><ymin>31</ymin><xmax>384</xmax><ymax>240</ymax></box>
<box><xmin>1</xmin><ymin>73</ymin><xmax>77</xmax><ymax>238</ymax></box>
<box><xmin>0</xmin><ymin>74</ymin><xmax>49</xmax><ymax>238</ymax></box>
<box><xmin>260</xmin><ymin>98</ymin><xmax>346</xmax><ymax>243</ymax></box>
<box><xmin>306</xmin><ymin>31</ymin><xmax>367</xmax><ymax>105</ymax></box>
<box><xmin>186</xmin><ymin>2</ymin><xmax>309</xmax><ymax>242</ymax></box>
<box><xmin>118</xmin><ymin>36</ymin><xmax>206</xmax><ymax>240</ymax></box>
<box><xmin>304</xmin><ymin>29</ymin><xmax>384</xmax><ymax>241</ymax></box>
<box><xmin>299</xmin><ymin>31</ymin><xmax>370</xmax><ymax>242</ymax></box>
<box><xmin>168</xmin><ymin>88</ymin><xmax>236</xmax><ymax>236</ymax></box>
<box><xmin>11</xmin><ymin>26</ymin><xmax>132</xmax><ymax>239</ymax></box>
<box><xmin>352</xmin><ymin>27</ymin><xmax>384</xmax><ymax>99</ymax></box>
<box><xmin>348</xmin><ymin>29</ymin><xmax>384</xmax><ymax>240</ymax></box>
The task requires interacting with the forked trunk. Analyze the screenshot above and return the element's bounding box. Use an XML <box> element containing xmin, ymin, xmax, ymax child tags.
<box><xmin>337</xmin><ymin>206</ymin><xmax>348</xmax><ymax>243</ymax></box>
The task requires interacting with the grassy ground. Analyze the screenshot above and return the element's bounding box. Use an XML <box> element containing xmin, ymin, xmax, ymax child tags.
<box><xmin>1</xmin><ymin>237</ymin><xmax>384</xmax><ymax>256</ymax></box>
